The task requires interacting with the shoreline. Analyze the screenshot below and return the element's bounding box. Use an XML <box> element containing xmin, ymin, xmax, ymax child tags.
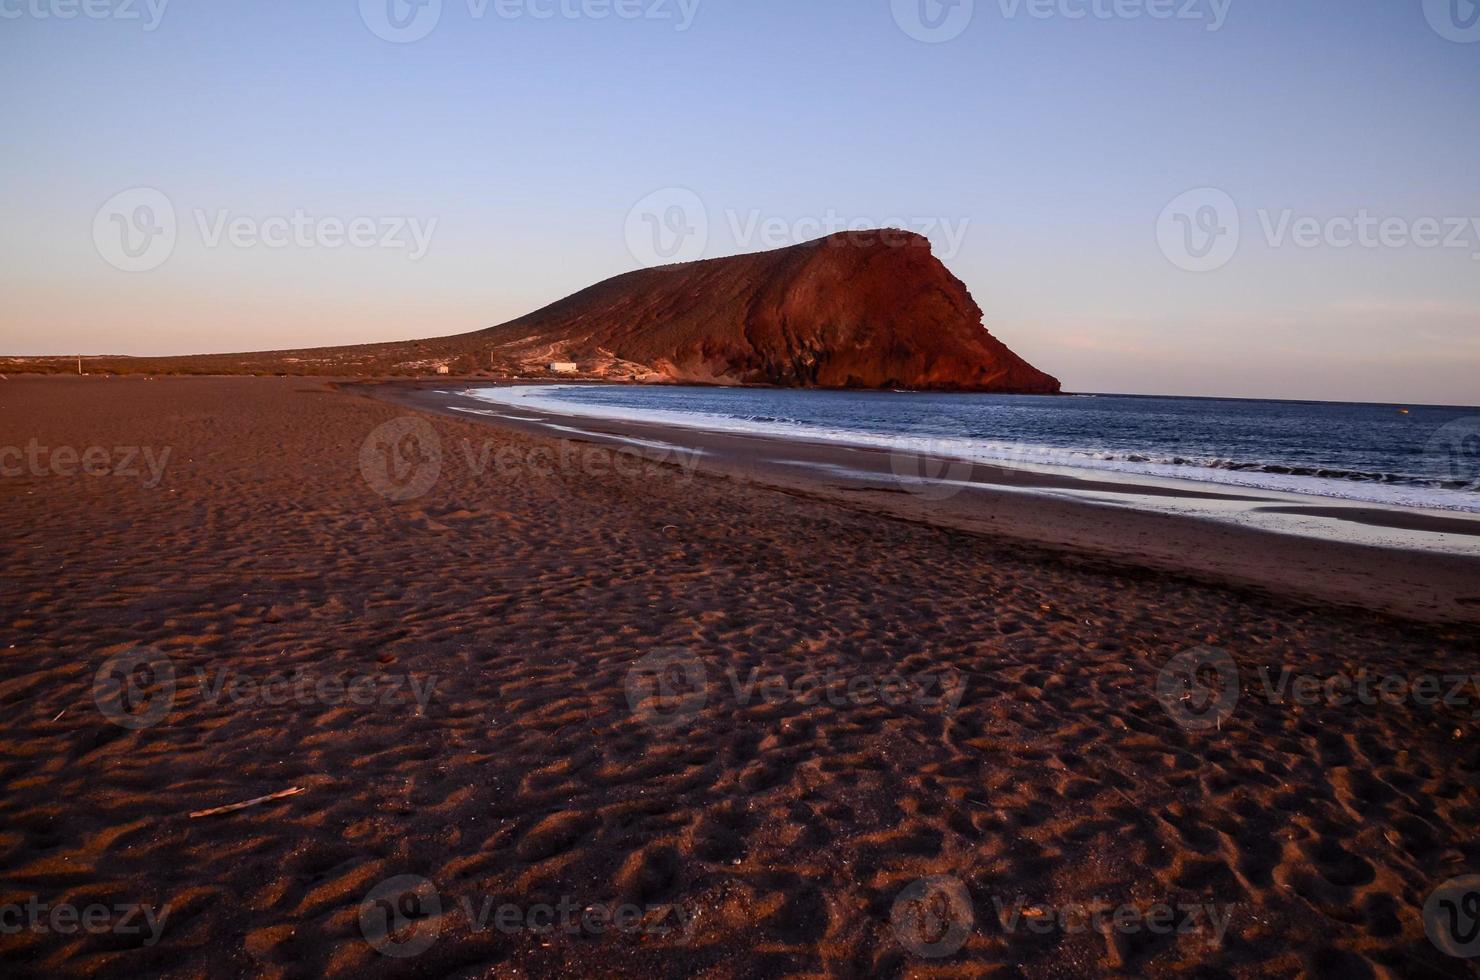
<box><xmin>364</xmin><ymin>379</ymin><xmax>1480</xmax><ymax>624</ymax></box>
<box><xmin>456</xmin><ymin>383</ymin><xmax>1480</xmax><ymax>518</ymax></box>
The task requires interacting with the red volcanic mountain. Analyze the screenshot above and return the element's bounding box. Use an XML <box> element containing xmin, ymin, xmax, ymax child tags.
<box><xmin>479</xmin><ymin>230</ymin><xmax>1059</xmax><ymax>393</ymax></box>
<box><xmin>4</xmin><ymin>230</ymin><xmax>1060</xmax><ymax>392</ymax></box>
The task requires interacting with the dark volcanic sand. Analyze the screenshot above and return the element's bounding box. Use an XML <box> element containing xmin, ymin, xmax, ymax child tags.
<box><xmin>1</xmin><ymin>376</ymin><xmax>1478</xmax><ymax>978</ymax></box>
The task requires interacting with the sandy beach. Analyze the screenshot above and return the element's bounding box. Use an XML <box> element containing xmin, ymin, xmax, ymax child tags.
<box><xmin>3</xmin><ymin>375</ymin><xmax>1479</xmax><ymax>978</ymax></box>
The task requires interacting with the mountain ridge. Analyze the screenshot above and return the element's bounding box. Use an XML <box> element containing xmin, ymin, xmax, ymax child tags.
<box><xmin>3</xmin><ymin>230</ymin><xmax>1060</xmax><ymax>393</ymax></box>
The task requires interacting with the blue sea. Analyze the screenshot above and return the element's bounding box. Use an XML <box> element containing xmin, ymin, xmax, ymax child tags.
<box><xmin>469</xmin><ymin>386</ymin><xmax>1480</xmax><ymax>514</ymax></box>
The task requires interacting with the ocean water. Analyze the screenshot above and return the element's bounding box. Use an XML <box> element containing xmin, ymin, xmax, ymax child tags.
<box><xmin>467</xmin><ymin>385</ymin><xmax>1480</xmax><ymax>514</ymax></box>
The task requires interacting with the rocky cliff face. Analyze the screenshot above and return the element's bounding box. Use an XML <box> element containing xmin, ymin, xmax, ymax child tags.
<box><xmin>477</xmin><ymin>230</ymin><xmax>1061</xmax><ymax>393</ymax></box>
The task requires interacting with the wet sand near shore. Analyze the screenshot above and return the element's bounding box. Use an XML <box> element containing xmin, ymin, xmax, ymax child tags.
<box><xmin>380</xmin><ymin>381</ymin><xmax>1480</xmax><ymax>625</ymax></box>
<box><xmin>2</xmin><ymin>375</ymin><xmax>1478</xmax><ymax>979</ymax></box>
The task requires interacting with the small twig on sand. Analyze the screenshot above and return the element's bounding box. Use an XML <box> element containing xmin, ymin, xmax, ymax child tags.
<box><xmin>52</xmin><ymin>709</ymin><xmax>66</xmax><ymax>722</ymax></box>
<box><xmin>189</xmin><ymin>787</ymin><xmax>306</xmax><ymax>819</ymax></box>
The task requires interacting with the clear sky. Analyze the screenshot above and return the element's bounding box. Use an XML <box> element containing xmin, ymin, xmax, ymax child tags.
<box><xmin>2</xmin><ymin>0</ymin><xmax>1477</xmax><ymax>403</ymax></box>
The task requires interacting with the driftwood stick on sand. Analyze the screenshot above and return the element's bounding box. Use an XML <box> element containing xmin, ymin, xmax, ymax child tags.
<box><xmin>189</xmin><ymin>786</ymin><xmax>306</xmax><ymax>819</ymax></box>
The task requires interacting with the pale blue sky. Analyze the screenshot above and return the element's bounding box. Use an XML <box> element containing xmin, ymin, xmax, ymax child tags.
<box><xmin>2</xmin><ymin>0</ymin><xmax>1477</xmax><ymax>403</ymax></box>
